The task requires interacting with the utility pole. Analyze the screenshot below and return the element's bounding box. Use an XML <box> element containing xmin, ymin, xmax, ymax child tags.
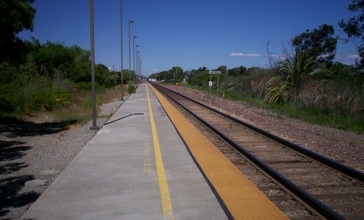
<box><xmin>120</xmin><ymin>0</ymin><xmax>124</xmax><ymax>100</ymax></box>
<box><xmin>89</xmin><ymin>0</ymin><xmax>98</xmax><ymax>130</ymax></box>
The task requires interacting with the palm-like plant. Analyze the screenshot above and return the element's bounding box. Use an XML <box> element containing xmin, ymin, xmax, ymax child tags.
<box><xmin>265</xmin><ymin>75</ymin><xmax>291</xmax><ymax>103</ymax></box>
<box><xmin>279</xmin><ymin>52</ymin><xmax>318</xmax><ymax>89</ymax></box>
<box><xmin>265</xmin><ymin>52</ymin><xmax>319</xmax><ymax>104</ymax></box>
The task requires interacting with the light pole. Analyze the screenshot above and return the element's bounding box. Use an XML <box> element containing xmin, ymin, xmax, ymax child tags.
<box><xmin>138</xmin><ymin>51</ymin><xmax>141</xmax><ymax>76</ymax></box>
<box><xmin>135</xmin><ymin>46</ymin><xmax>139</xmax><ymax>75</ymax></box>
<box><xmin>128</xmin><ymin>20</ymin><xmax>134</xmax><ymax>74</ymax></box>
<box><xmin>133</xmin><ymin>36</ymin><xmax>137</xmax><ymax>83</ymax></box>
<box><xmin>119</xmin><ymin>0</ymin><xmax>124</xmax><ymax>101</ymax></box>
<box><xmin>133</xmin><ymin>36</ymin><xmax>138</xmax><ymax>72</ymax></box>
<box><xmin>89</xmin><ymin>0</ymin><xmax>98</xmax><ymax>130</ymax></box>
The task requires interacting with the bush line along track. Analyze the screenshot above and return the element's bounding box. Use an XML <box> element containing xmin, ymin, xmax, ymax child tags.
<box><xmin>152</xmin><ymin>83</ymin><xmax>364</xmax><ymax>219</ymax></box>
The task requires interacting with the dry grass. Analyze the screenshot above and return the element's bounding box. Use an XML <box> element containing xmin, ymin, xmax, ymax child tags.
<box><xmin>33</xmin><ymin>86</ymin><xmax>124</xmax><ymax>125</ymax></box>
<box><xmin>297</xmin><ymin>80</ymin><xmax>363</xmax><ymax>119</ymax></box>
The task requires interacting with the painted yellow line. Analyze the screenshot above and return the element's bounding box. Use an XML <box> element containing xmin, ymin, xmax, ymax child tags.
<box><xmin>150</xmin><ymin>84</ymin><xmax>288</xmax><ymax>220</ymax></box>
<box><xmin>146</xmin><ymin>84</ymin><xmax>174</xmax><ymax>220</ymax></box>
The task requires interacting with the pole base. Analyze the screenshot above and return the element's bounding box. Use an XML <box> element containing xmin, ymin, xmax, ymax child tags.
<box><xmin>90</xmin><ymin>126</ymin><xmax>99</xmax><ymax>130</ymax></box>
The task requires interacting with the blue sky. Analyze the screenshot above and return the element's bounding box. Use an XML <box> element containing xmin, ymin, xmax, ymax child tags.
<box><xmin>20</xmin><ymin>0</ymin><xmax>358</xmax><ymax>76</ymax></box>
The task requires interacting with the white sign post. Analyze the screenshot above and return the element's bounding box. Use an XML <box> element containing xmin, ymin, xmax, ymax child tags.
<box><xmin>209</xmin><ymin>71</ymin><xmax>221</xmax><ymax>96</ymax></box>
<box><xmin>208</xmin><ymin>80</ymin><xmax>212</xmax><ymax>96</ymax></box>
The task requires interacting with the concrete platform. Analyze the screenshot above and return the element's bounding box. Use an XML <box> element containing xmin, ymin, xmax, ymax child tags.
<box><xmin>21</xmin><ymin>83</ymin><xmax>227</xmax><ymax>220</ymax></box>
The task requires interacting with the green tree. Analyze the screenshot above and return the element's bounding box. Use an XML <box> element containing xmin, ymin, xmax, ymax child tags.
<box><xmin>339</xmin><ymin>0</ymin><xmax>364</xmax><ymax>69</ymax></box>
<box><xmin>96</xmin><ymin>64</ymin><xmax>117</xmax><ymax>88</ymax></box>
<box><xmin>292</xmin><ymin>24</ymin><xmax>337</xmax><ymax>65</ymax></box>
<box><xmin>170</xmin><ymin>66</ymin><xmax>184</xmax><ymax>82</ymax></box>
<box><xmin>188</xmin><ymin>68</ymin><xmax>209</xmax><ymax>86</ymax></box>
<box><xmin>24</xmin><ymin>41</ymin><xmax>92</xmax><ymax>83</ymax></box>
<box><xmin>122</xmin><ymin>69</ymin><xmax>135</xmax><ymax>83</ymax></box>
<box><xmin>228</xmin><ymin>66</ymin><xmax>247</xmax><ymax>77</ymax></box>
<box><xmin>217</xmin><ymin>65</ymin><xmax>227</xmax><ymax>74</ymax></box>
<box><xmin>0</xmin><ymin>0</ymin><xmax>36</xmax><ymax>63</ymax></box>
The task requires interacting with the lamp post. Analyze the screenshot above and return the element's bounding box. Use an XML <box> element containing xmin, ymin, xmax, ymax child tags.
<box><xmin>138</xmin><ymin>51</ymin><xmax>141</xmax><ymax>76</ymax></box>
<box><xmin>128</xmin><ymin>20</ymin><xmax>134</xmax><ymax>74</ymax></box>
<box><xmin>89</xmin><ymin>0</ymin><xmax>98</xmax><ymax>130</ymax></box>
<box><xmin>133</xmin><ymin>36</ymin><xmax>138</xmax><ymax>73</ymax></box>
<box><xmin>119</xmin><ymin>0</ymin><xmax>124</xmax><ymax>101</ymax></box>
<box><xmin>135</xmin><ymin>46</ymin><xmax>139</xmax><ymax>75</ymax></box>
<box><xmin>133</xmin><ymin>36</ymin><xmax>137</xmax><ymax>83</ymax></box>
<box><xmin>139</xmin><ymin>57</ymin><xmax>142</xmax><ymax>76</ymax></box>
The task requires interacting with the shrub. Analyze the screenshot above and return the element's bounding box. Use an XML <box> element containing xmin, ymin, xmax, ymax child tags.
<box><xmin>0</xmin><ymin>63</ymin><xmax>72</xmax><ymax>116</ymax></box>
<box><xmin>127</xmin><ymin>84</ymin><xmax>136</xmax><ymax>94</ymax></box>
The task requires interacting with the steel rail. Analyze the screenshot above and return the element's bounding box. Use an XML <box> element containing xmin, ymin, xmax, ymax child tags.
<box><xmin>154</xmin><ymin>83</ymin><xmax>364</xmax><ymax>183</ymax></box>
<box><xmin>152</xmin><ymin>83</ymin><xmax>354</xmax><ymax>219</ymax></box>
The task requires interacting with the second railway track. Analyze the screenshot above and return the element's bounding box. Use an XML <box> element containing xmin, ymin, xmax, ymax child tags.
<box><xmin>152</xmin><ymin>83</ymin><xmax>364</xmax><ymax>219</ymax></box>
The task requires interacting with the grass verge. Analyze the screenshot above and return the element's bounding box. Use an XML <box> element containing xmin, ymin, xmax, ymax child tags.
<box><xmin>15</xmin><ymin>85</ymin><xmax>125</xmax><ymax>127</ymax></box>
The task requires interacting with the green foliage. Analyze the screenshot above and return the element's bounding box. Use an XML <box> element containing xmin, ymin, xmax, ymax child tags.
<box><xmin>339</xmin><ymin>0</ymin><xmax>364</xmax><ymax>69</ymax></box>
<box><xmin>265</xmin><ymin>76</ymin><xmax>291</xmax><ymax>104</ymax></box>
<box><xmin>0</xmin><ymin>63</ymin><xmax>72</xmax><ymax>115</ymax></box>
<box><xmin>0</xmin><ymin>0</ymin><xmax>126</xmax><ymax>118</ymax></box>
<box><xmin>292</xmin><ymin>24</ymin><xmax>337</xmax><ymax>65</ymax></box>
<box><xmin>228</xmin><ymin>66</ymin><xmax>247</xmax><ymax>77</ymax></box>
<box><xmin>25</xmin><ymin>41</ymin><xmax>91</xmax><ymax>82</ymax></box>
<box><xmin>75</xmin><ymin>82</ymin><xmax>92</xmax><ymax>90</ymax></box>
<box><xmin>188</xmin><ymin>68</ymin><xmax>209</xmax><ymax>86</ymax></box>
<box><xmin>96</xmin><ymin>64</ymin><xmax>118</xmax><ymax>88</ymax></box>
<box><xmin>269</xmin><ymin>102</ymin><xmax>364</xmax><ymax>133</ymax></box>
<box><xmin>122</xmin><ymin>69</ymin><xmax>136</xmax><ymax>84</ymax></box>
<box><xmin>170</xmin><ymin>66</ymin><xmax>185</xmax><ymax>82</ymax></box>
<box><xmin>0</xmin><ymin>0</ymin><xmax>36</xmax><ymax>63</ymax></box>
<box><xmin>279</xmin><ymin>52</ymin><xmax>319</xmax><ymax>89</ymax></box>
<box><xmin>339</xmin><ymin>0</ymin><xmax>364</xmax><ymax>39</ymax></box>
<box><xmin>149</xmin><ymin>66</ymin><xmax>185</xmax><ymax>82</ymax></box>
<box><xmin>328</xmin><ymin>62</ymin><xmax>356</xmax><ymax>79</ymax></box>
<box><xmin>0</xmin><ymin>39</ymin><xmax>120</xmax><ymax>117</ymax></box>
<box><xmin>0</xmin><ymin>63</ymin><xmax>22</xmax><ymax>113</ymax></box>
<box><xmin>127</xmin><ymin>84</ymin><xmax>136</xmax><ymax>94</ymax></box>
<box><xmin>265</xmin><ymin>52</ymin><xmax>320</xmax><ymax>104</ymax></box>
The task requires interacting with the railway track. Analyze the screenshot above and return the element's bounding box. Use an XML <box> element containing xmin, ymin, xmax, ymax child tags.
<box><xmin>152</xmin><ymin>83</ymin><xmax>364</xmax><ymax>219</ymax></box>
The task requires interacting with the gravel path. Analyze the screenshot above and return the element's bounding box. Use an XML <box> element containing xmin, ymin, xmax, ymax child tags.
<box><xmin>1</xmin><ymin>85</ymin><xmax>364</xmax><ymax>219</ymax></box>
<box><xmin>0</xmin><ymin>100</ymin><xmax>122</xmax><ymax>219</ymax></box>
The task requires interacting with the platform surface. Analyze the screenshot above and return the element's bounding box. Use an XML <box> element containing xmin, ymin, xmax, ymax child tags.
<box><xmin>21</xmin><ymin>83</ymin><xmax>227</xmax><ymax>220</ymax></box>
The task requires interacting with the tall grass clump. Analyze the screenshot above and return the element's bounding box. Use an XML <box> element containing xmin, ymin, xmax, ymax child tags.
<box><xmin>296</xmin><ymin>79</ymin><xmax>364</xmax><ymax>119</ymax></box>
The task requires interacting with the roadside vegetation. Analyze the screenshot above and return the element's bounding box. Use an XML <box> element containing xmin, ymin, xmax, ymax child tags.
<box><xmin>1</xmin><ymin>1</ymin><xmax>363</xmax><ymax>133</ymax></box>
<box><xmin>0</xmin><ymin>1</ymin><xmax>137</xmax><ymax>124</ymax></box>
<box><xmin>150</xmin><ymin>0</ymin><xmax>364</xmax><ymax>133</ymax></box>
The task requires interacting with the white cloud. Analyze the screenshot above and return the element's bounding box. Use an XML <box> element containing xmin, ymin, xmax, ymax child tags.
<box><xmin>269</xmin><ymin>54</ymin><xmax>287</xmax><ymax>61</ymax></box>
<box><xmin>347</xmin><ymin>54</ymin><xmax>360</xmax><ymax>59</ymax></box>
<box><xmin>268</xmin><ymin>54</ymin><xmax>279</xmax><ymax>58</ymax></box>
<box><xmin>229</xmin><ymin>52</ymin><xmax>261</xmax><ymax>57</ymax></box>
